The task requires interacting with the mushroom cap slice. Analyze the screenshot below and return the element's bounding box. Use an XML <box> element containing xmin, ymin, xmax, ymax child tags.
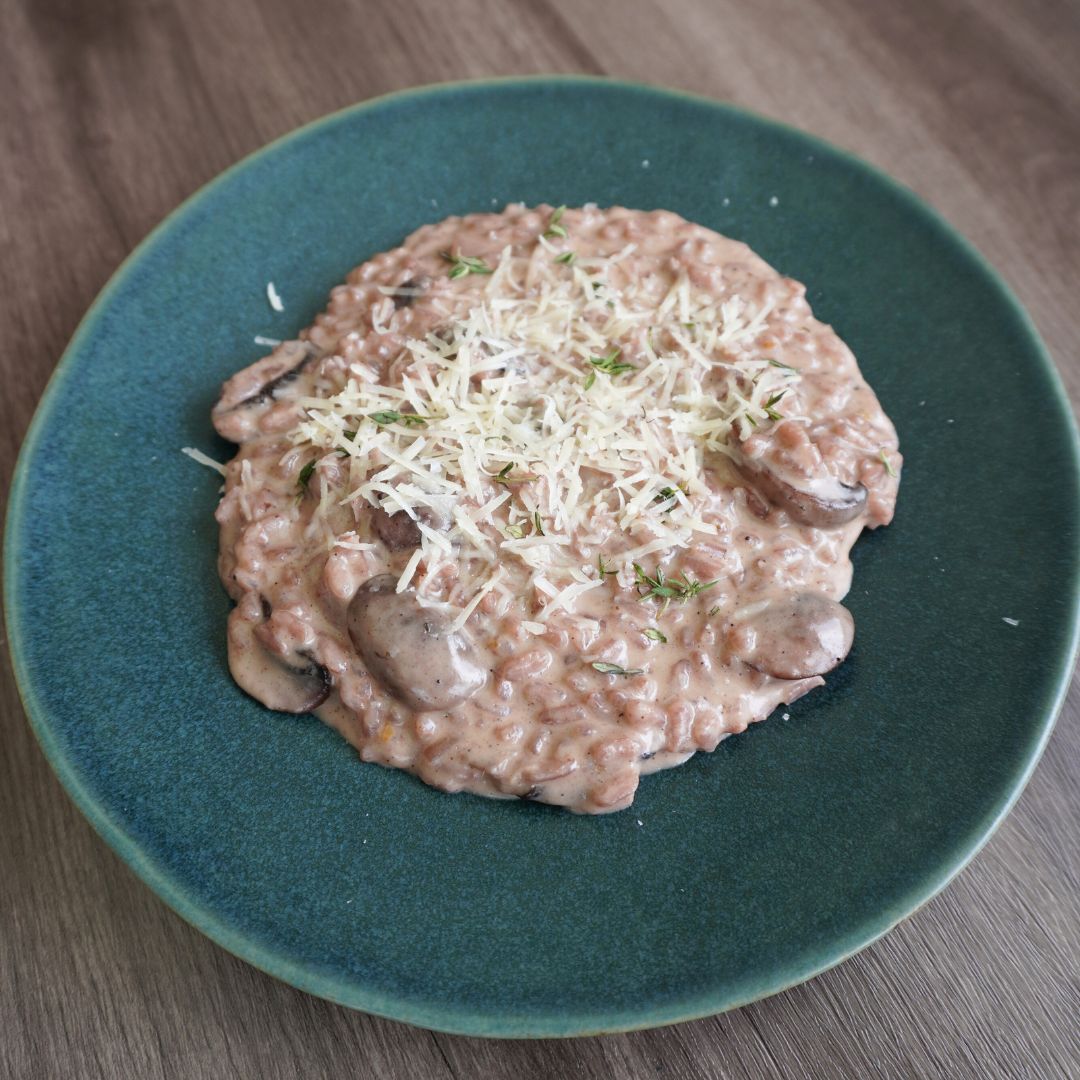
<box><xmin>212</xmin><ymin>341</ymin><xmax>320</xmax><ymax>442</ymax></box>
<box><xmin>370</xmin><ymin>507</ymin><xmax>423</xmax><ymax>550</ymax></box>
<box><xmin>347</xmin><ymin>574</ymin><xmax>486</xmax><ymax>711</ymax></box>
<box><xmin>391</xmin><ymin>275</ymin><xmax>429</xmax><ymax>308</ymax></box>
<box><xmin>227</xmin><ymin>609</ymin><xmax>331</xmax><ymax>714</ymax></box>
<box><xmin>729</xmin><ymin>592</ymin><xmax>855</xmax><ymax>680</ymax></box>
<box><xmin>738</xmin><ymin>456</ymin><xmax>867</xmax><ymax>527</ymax></box>
<box><xmin>369</xmin><ymin>504</ymin><xmax>452</xmax><ymax>551</ymax></box>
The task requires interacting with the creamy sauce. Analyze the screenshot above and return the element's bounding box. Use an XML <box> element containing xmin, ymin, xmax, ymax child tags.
<box><xmin>212</xmin><ymin>205</ymin><xmax>901</xmax><ymax>813</ymax></box>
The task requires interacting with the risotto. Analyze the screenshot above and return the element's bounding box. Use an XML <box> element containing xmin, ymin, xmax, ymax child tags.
<box><xmin>210</xmin><ymin>204</ymin><xmax>901</xmax><ymax>813</ymax></box>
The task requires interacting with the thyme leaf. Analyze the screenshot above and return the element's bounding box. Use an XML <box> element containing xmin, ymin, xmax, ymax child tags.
<box><xmin>653</xmin><ymin>485</ymin><xmax>682</xmax><ymax>509</ymax></box>
<box><xmin>494</xmin><ymin>462</ymin><xmax>535</xmax><ymax>486</ymax></box>
<box><xmin>633</xmin><ymin>562</ymin><xmax>717</xmax><ymax>610</ymax></box>
<box><xmin>544</xmin><ymin>205</ymin><xmax>567</xmax><ymax>238</ymax></box>
<box><xmin>591</xmin><ymin>661</ymin><xmax>644</xmax><ymax>677</ymax></box>
<box><xmin>368</xmin><ymin>410</ymin><xmax>427</xmax><ymax>427</ymax></box>
<box><xmin>589</xmin><ymin>347</ymin><xmax>635</xmax><ymax>377</ymax></box>
<box><xmin>763</xmin><ymin>392</ymin><xmax>787</xmax><ymax>421</ymax></box>
<box><xmin>441</xmin><ymin>251</ymin><xmax>493</xmax><ymax>279</ymax></box>
<box><xmin>336</xmin><ymin>430</ymin><xmax>359</xmax><ymax>456</ymax></box>
<box><xmin>296</xmin><ymin>458</ymin><xmax>317</xmax><ymax>493</ymax></box>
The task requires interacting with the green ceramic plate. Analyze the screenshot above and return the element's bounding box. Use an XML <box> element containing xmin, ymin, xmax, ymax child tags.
<box><xmin>5</xmin><ymin>78</ymin><xmax>1079</xmax><ymax>1038</ymax></box>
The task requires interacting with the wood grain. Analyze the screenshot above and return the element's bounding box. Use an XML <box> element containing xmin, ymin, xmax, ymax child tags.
<box><xmin>2</xmin><ymin>0</ymin><xmax>1077</xmax><ymax>1076</ymax></box>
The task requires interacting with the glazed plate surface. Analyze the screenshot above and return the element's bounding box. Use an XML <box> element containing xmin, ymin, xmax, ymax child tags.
<box><xmin>5</xmin><ymin>78</ymin><xmax>1078</xmax><ymax>1037</ymax></box>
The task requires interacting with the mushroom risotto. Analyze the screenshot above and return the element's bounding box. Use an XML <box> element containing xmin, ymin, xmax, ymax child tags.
<box><xmin>211</xmin><ymin>204</ymin><xmax>901</xmax><ymax>813</ymax></box>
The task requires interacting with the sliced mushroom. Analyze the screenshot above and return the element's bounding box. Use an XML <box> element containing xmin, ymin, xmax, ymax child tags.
<box><xmin>369</xmin><ymin>504</ymin><xmax>451</xmax><ymax>551</ymax></box>
<box><xmin>392</xmin><ymin>275</ymin><xmax>429</xmax><ymax>309</ymax></box>
<box><xmin>347</xmin><ymin>574</ymin><xmax>486</xmax><ymax>711</ymax></box>
<box><xmin>738</xmin><ymin>456</ymin><xmax>867</xmax><ymax>527</ymax></box>
<box><xmin>213</xmin><ymin>342</ymin><xmax>323</xmax><ymax>442</ymax></box>
<box><xmin>728</xmin><ymin>592</ymin><xmax>854</xmax><ymax>680</ymax></box>
<box><xmin>227</xmin><ymin>610</ymin><xmax>331</xmax><ymax>713</ymax></box>
<box><xmin>212</xmin><ymin>341</ymin><xmax>320</xmax><ymax>436</ymax></box>
<box><xmin>371</xmin><ymin>507</ymin><xmax>423</xmax><ymax>550</ymax></box>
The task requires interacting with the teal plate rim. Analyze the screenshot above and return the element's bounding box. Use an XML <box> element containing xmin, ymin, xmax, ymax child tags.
<box><xmin>5</xmin><ymin>76</ymin><xmax>1080</xmax><ymax>1038</ymax></box>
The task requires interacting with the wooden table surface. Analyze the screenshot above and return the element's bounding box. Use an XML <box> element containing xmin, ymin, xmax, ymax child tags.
<box><xmin>3</xmin><ymin>1</ymin><xmax>1078</xmax><ymax>1076</ymax></box>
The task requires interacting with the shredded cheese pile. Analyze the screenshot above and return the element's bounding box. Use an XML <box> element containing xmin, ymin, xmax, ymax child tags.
<box><xmin>290</xmin><ymin>241</ymin><xmax>801</xmax><ymax>622</ymax></box>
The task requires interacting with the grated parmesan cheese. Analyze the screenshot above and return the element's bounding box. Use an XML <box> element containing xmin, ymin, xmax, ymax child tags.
<box><xmin>288</xmin><ymin>243</ymin><xmax>801</xmax><ymax>624</ymax></box>
<box><xmin>266</xmin><ymin>282</ymin><xmax>285</xmax><ymax>312</ymax></box>
<box><xmin>392</xmin><ymin>549</ymin><xmax>422</xmax><ymax>594</ymax></box>
<box><xmin>448</xmin><ymin>568</ymin><xmax>505</xmax><ymax>632</ymax></box>
<box><xmin>181</xmin><ymin>446</ymin><xmax>227</xmax><ymax>477</ymax></box>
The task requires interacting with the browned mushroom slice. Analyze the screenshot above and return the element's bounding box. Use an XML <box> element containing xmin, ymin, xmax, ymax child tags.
<box><xmin>391</xmin><ymin>275</ymin><xmax>429</xmax><ymax>309</ymax></box>
<box><xmin>227</xmin><ymin>611</ymin><xmax>331</xmax><ymax>713</ymax></box>
<box><xmin>738</xmin><ymin>456</ymin><xmax>867</xmax><ymax>527</ymax></box>
<box><xmin>729</xmin><ymin>593</ymin><xmax>854</xmax><ymax>680</ymax></box>
<box><xmin>212</xmin><ymin>341</ymin><xmax>320</xmax><ymax>436</ymax></box>
<box><xmin>370</xmin><ymin>504</ymin><xmax>451</xmax><ymax>551</ymax></box>
<box><xmin>347</xmin><ymin>574</ymin><xmax>486</xmax><ymax>711</ymax></box>
<box><xmin>370</xmin><ymin>507</ymin><xmax>423</xmax><ymax>550</ymax></box>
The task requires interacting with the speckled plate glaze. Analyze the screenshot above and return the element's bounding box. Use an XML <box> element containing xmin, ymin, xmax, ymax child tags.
<box><xmin>5</xmin><ymin>78</ymin><xmax>1079</xmax><ymax>1038</ymax></box>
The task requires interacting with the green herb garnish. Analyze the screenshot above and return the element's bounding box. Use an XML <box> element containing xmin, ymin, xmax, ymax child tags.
<box><xmin>597</xmin><ymin>554</ymin><xmax>617</xmax><ymax>577</ymax></box>
<box><xmin>336</xmin><ymin>430</ymin><xmax>359</xmax><ymax>456</ymax></box>
<box><xmin>643</xmin><ymin>628</ymin><xmax>667</xmax><ymax>643</ymax></box>
<box><xmin>653</xmin><ymin>486</ymin><xmax>681</xmax><ymax>507</ymax></box>
<box><xmin>633</xmin><ymin>562</ymin><xmax>717</xmax><ymax>611</ymax></box>
<box><xmin>533</xmin><ymin>511</ymin><xmax>545</xmax><ymax>536</ymax></box>
<box><xmin>505</xmin><ymin>523</ymin><xmax>525</xmax><ymax>539</ymax></box>
<box><xmin>544</xmin><ymin>205</ymin><xmax>567</xmax><ymax>238</ymax></box>
<box><xmin>768</xmin><ymin>358</ymin><xmax>798</xmax><ymax>372</ymax></box>
<box><xmin>368</xmin><ymin>410</ymin><xmax>427</xmax><ymax>427</ymax></box>
<box><xmin>589</xmin><ymin>347</ymin><xmax>634</xmax><ymax>378</ymax></box>
<box><xmin>583</xmin><ymin>371</ymin><xmax>597</xmax><ymax>391</ymax></box>
<box><xmin>296</xmin><ymin>458</ymin><xmax>317</xmax><ymax>493</ymax></box>
<box><xmin>707</xmin><ymin>605</ymin><xmax>721</xmax><ymax>617</ymax></box>
<box><xmin>555</xmin><ymin>250</ymin><xmax>576</xmax><ymax>265</ymax></box>
<box><xmin>880</xmin><ymin>449</ymin><xmax>897</xmax><ymax>477</ymax></box>
<box><xmin>763</xmin><ymin>392</ymin><xmax>786</xmax><ymax>421</ymax></box>
<box><xmin>494</xmin><ymin>462</ymin><xmax>535</xmax><ymax>486</ymax></box>
<box><xmin>441</xmin><ymin>251</ymin><xmax>493</xmax><ymax>279</ymax></box>
<box><xmin>591</xmin><ymin>661</ymin><xmax>644</xmax><ymax>677</ymax></box>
